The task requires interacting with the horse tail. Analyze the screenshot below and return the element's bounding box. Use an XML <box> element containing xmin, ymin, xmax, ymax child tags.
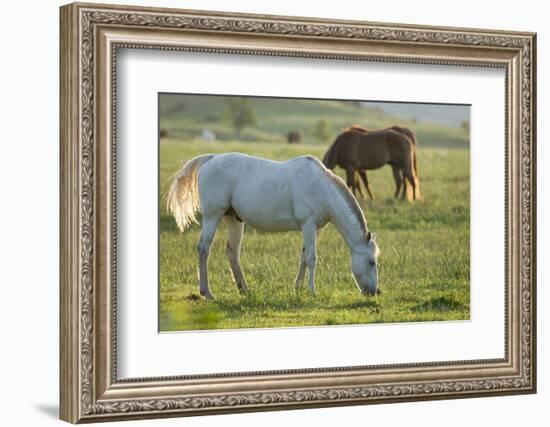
<box><xmin>394</xmin><ymin>126</ymin><xmax>419</xmax><ymax>179</ymax></box>
<box><xmin>410</xmin><ymin>143</ymin><xmax>421</xmax><ymax>199</ymax></box>
<box><xmin>322</xmin><ymin>136</ymin><xmax>342</xmax><ymax>169</ymax></box>
<box><xmin>167</xmin><ymin>154</ymin><xmax>214</xmax><ymax>232</ymax></box>
<box><xmin>412</xmin><ymin>140</ymin><xmax>418</xmax><ymax>180</ymax></box>
<box><xmin>408</xmin><ymin>130</ymin><xmax>419</xmax><ymax>180</ymax></box>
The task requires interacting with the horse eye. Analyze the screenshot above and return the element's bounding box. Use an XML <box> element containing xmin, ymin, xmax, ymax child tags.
<box><xmin>369</xmin><ymin>260</ymin><xmax>376</xmax><ymax>267</ymax></box>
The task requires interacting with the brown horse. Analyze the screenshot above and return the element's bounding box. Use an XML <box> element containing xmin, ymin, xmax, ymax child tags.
<box><xmin>323</xmin><ymin>126</ymin><xmax>420</xmax><ymax>201</ymax></box>
<box><xmin>349</xmin><ymin>125</ymin><xmax>418</xmax><ymax>200</ymax></box>
<box><xmin>287</xmin><ymin>130</ymin><xmax>302</xmax><ymax>144</ymax></box>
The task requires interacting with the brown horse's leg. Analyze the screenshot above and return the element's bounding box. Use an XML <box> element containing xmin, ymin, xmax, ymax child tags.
<box><xmin>346</xmin><ymin>168</ymin><xmax>359</xmax><ymax>198</ymax></box>
<box><xmin>354</xmin><ymin>172</ymin><xmax>363</xmax><ymax>199</ymax></box>
<box><xmin>404</xmin><ymin>170</ymin><xmax>417</xmax><ymax>201</ymax></box>
<box><xmin>400</xmin><ymin>169</ymin><xmax>407</xmax><ymax>200</ymax></box>
<box><xmin>358</xmin><ymin>170</ymin><xmax>374</xmax><ymax>200</ymax></box>
<box><xmin>391</xmin><ymin>165</ymin><xmax>402</xmax><ymax>199</ymax></box>
<box><xmin>345</xmin><ymin>168</ymin><xmax>353</xmax><ymax>191</ymax></box>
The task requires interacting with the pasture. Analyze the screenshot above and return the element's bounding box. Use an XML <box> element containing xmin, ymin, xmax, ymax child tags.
<box><xmin>159</xmin><ymin>139</ymin><xmax>470</xmax><ymax>331</ymax></box>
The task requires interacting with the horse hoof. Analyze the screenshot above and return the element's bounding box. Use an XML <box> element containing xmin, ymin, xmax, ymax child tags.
<box><xmin>200</xmin><ymin>290</ymin><xmax>215</xmax><ymax>300</ymax></box>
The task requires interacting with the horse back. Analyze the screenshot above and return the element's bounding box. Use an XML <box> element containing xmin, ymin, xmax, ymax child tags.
<box><xmin>337</xmin><ymin>131</ymin><xmax>390</xmax><ymax>169</ymax></box>
<box><xmin>390</xmin><ymin>126</ymin><xmax>416</xmax><ymax>144</ymax></box>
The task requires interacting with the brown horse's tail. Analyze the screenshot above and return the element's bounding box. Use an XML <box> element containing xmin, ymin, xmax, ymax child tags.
<box><xmin>410</xmin><ymin>133</ymin><xmax>419</xmax><ymax>180</ymax></box>
<box><xmin>411</xmin><ymin>143</ymin><xmax>421</xmax><ymax>199</ymax></box>
<box><xmin>394</xmin><ymin>126</ymin><xmax>418</xmax><ymax>179</ymax></box>
<box><xmin>396</xmin><ymin>128</ymin><xmax>421</xmax><ymax>200</ymax></box>
<box><xmin>322</xmin><ymin>136</ymin><xmax>341</xmax><ymax>170</ymax></box>
<box><xmin>413</xmin><ymin>142</ymin><xmax>418</xmax><ymax>180</ymax></box>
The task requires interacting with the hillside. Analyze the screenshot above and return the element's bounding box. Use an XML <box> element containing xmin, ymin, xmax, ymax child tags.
<box><xmin>364</xmin><ymin>101</ymin><xmax>470</xmax><ymax>128</ymax></box>
<box><xmin>159</xmin><ymin>93</ymin><xmax>470</xmax><ymax>148</ymax></box>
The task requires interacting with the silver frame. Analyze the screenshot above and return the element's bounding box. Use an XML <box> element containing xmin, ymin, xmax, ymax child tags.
<box><xmin>60</xmin><ymin>2</ymin><xmax>536</xmax><ymax>423</ymax></box>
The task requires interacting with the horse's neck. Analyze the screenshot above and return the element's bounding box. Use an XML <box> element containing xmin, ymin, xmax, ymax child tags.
<box><xmin>325</xmin><ymin>187</ymin><xmax>367</xmax><ymax>253</ymax></box>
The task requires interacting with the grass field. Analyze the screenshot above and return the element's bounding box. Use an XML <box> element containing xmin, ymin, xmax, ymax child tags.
<box><xmin>159</xmin><ymin>139</ymin><xmax>470</xmax><ymax>332</ymax></box>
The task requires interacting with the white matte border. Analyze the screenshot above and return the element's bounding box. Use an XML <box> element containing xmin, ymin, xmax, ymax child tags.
<box><xmin>116</xmin><ymin>49</ymin><xmax>505</xmax><ymax>379</ymax></box>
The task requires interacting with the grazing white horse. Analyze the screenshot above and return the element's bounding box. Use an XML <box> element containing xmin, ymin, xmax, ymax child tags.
<box><xmin>167</xmin><ymin>153</ymin><xmax>380</xmax><ymax>299</ymax></box>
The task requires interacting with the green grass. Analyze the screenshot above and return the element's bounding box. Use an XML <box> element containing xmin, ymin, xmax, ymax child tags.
<box><xmin>159</xmin><ymin>139</ymin><xmax>470</xmax><ymax>331</ymax></box>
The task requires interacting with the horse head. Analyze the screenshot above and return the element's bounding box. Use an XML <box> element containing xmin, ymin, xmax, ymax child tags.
<box><xmin>351</xmin><ymin>231</ymin><xmax>380</xmax><ymax>296</ymax></box>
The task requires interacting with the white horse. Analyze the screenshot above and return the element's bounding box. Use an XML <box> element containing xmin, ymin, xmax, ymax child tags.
<box><xmin>167</xmin><ymin>153</ymin><xmax>380</xmax><ymax>300</ymax></box>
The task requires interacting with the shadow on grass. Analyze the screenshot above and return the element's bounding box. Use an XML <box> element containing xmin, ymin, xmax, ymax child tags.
<box><xmin>175</xmin><ymin>289</ymin><xmax>382</xmax><ymax>315</ymax></box>
<box><xmin>339</xmin><ymin>299</ymin><xmax>381</xmax><ymax>311</ymax></box>
<box><xmin>411</xmin><ymin>295</ymin><xmax>467</xmax><ymax>313</ymax></box>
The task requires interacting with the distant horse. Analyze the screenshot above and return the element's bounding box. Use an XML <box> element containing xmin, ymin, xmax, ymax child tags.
<box><xmin>167</xmin><ymin>153</ymin><xmax>380</xmax><ymax>299</ymax></box>
<box><xmin>287</xmin><ymin>130</ymin><xmax>302</xmax><ymax>144</ymax></box>
<box><xmin>200</xmin><ymin>129</ymin><xmax>216</xmax><ymax>142</ymax></box>
<box><xmin>323</xmin><ymin>126</ymin><xmax>420</xmax><ymax>201</ymax></box>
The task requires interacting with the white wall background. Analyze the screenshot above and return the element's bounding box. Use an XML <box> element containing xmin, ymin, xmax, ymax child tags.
<box><xmin>0</xmin><ymin>0</ymin><xmax>545</xmax><ymax>426</ymax></box>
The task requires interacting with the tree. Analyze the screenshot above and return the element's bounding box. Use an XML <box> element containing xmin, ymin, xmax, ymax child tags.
<box><xmin>312</xmin><ymin>119</ymin><xmax>332</xmax><ymax>142</ymax></box>
<box><xmin>460</xmin><ymin>119</ymin><xmax>470</xmax><ymax>133</ymax></box>
<box><xmin>226</xmin><ymin>98</ymin><xmax>257</xmax><ymax>137</ymax></box>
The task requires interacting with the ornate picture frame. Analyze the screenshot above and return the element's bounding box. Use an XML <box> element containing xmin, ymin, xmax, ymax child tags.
<box><xmin>60</xmin><ymin>2</ymin><xmax>536</xmax><ymax>423</ymax></box>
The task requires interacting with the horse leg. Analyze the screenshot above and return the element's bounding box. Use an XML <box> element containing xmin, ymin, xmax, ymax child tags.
<box><xmin>345</xmin><ymin>168</ymin><xmax>356</xmax><ymax>196</ymax></box>
<box><xmin>197</xmin><ymin>214</ymin><xmax>223</xmax><ymax>299</ymax></box>
<box><xmin>404</xmin><ymin>170</ymin><xmax>417</xmax><ymax>201</ymax></box>
<box><xmin>354</xmin><ymin>173</ymin><xmax>364</xmax><ymax>199</ymax></box>
<box><xmin>353</xmin><ymin>170</ymin><xmax>366</xmax><ymax>199</ymax></box>
<box><xmin>302</xmin><ymin>220</ymin><xmax>318</xmax><ymax>296</ymax></box>
<box><xmin>358</xmin><ymin>170</ymin><xmax>374</xmax><ymax>200</ymax></box>
<box><xmin>296</xmin><ymin>226</ymin><xmax>325</xmax><ymax>291</ymax></box>
<box><xmin>391</xmin><ymin>165</ymin><xmax>402</xmax><ymax>198</ymax></box>
<box><xmin>400</xmin><ymin>169</ymin><xmax>408</xmax><ymax>200</ymax></box>
<box><xmin>294</xmin><ymin>246</ymin><xmax>307</xmax><ymax>292</ymax></box>
<box><xmin>224</xmin><ymin>215</ymin><xmax>248</xmax><ymax>294</ymax></box>
<box><xmin>405</xmin><ymin>165</ymin><xmax>417</xmax><ymax>201</ymax></box>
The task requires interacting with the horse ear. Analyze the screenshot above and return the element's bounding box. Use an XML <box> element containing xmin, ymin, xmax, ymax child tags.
<box><xmin>366</xmin><ymin>231</ymin><xmax>372</xmax><ymax>241</ymax></box>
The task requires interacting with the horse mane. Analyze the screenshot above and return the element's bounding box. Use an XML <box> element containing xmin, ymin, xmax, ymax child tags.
<box><xmin>323</xmin><ymin>126</ymin><xmax>370</xmax><ymax>169</ymax></box>
<box><xmin>344</xmin><ymin>124</ymin><xmax>369</xmax><ymax>133</ymax></box>
<box><xmin>305</xmin><ymin>156</ymin><xmax>367</xmax><ymax>234</ymax></box>
<box><xmin>322</xmin><ymin>133</ymin><xmax>348</xmax><ymax>169</ymax></box>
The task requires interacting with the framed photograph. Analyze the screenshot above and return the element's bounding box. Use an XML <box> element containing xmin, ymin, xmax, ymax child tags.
<box><xmin>59</xmin><ymin>2</ymin><xmax>537</xmax><ymax>423</ymax></box>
